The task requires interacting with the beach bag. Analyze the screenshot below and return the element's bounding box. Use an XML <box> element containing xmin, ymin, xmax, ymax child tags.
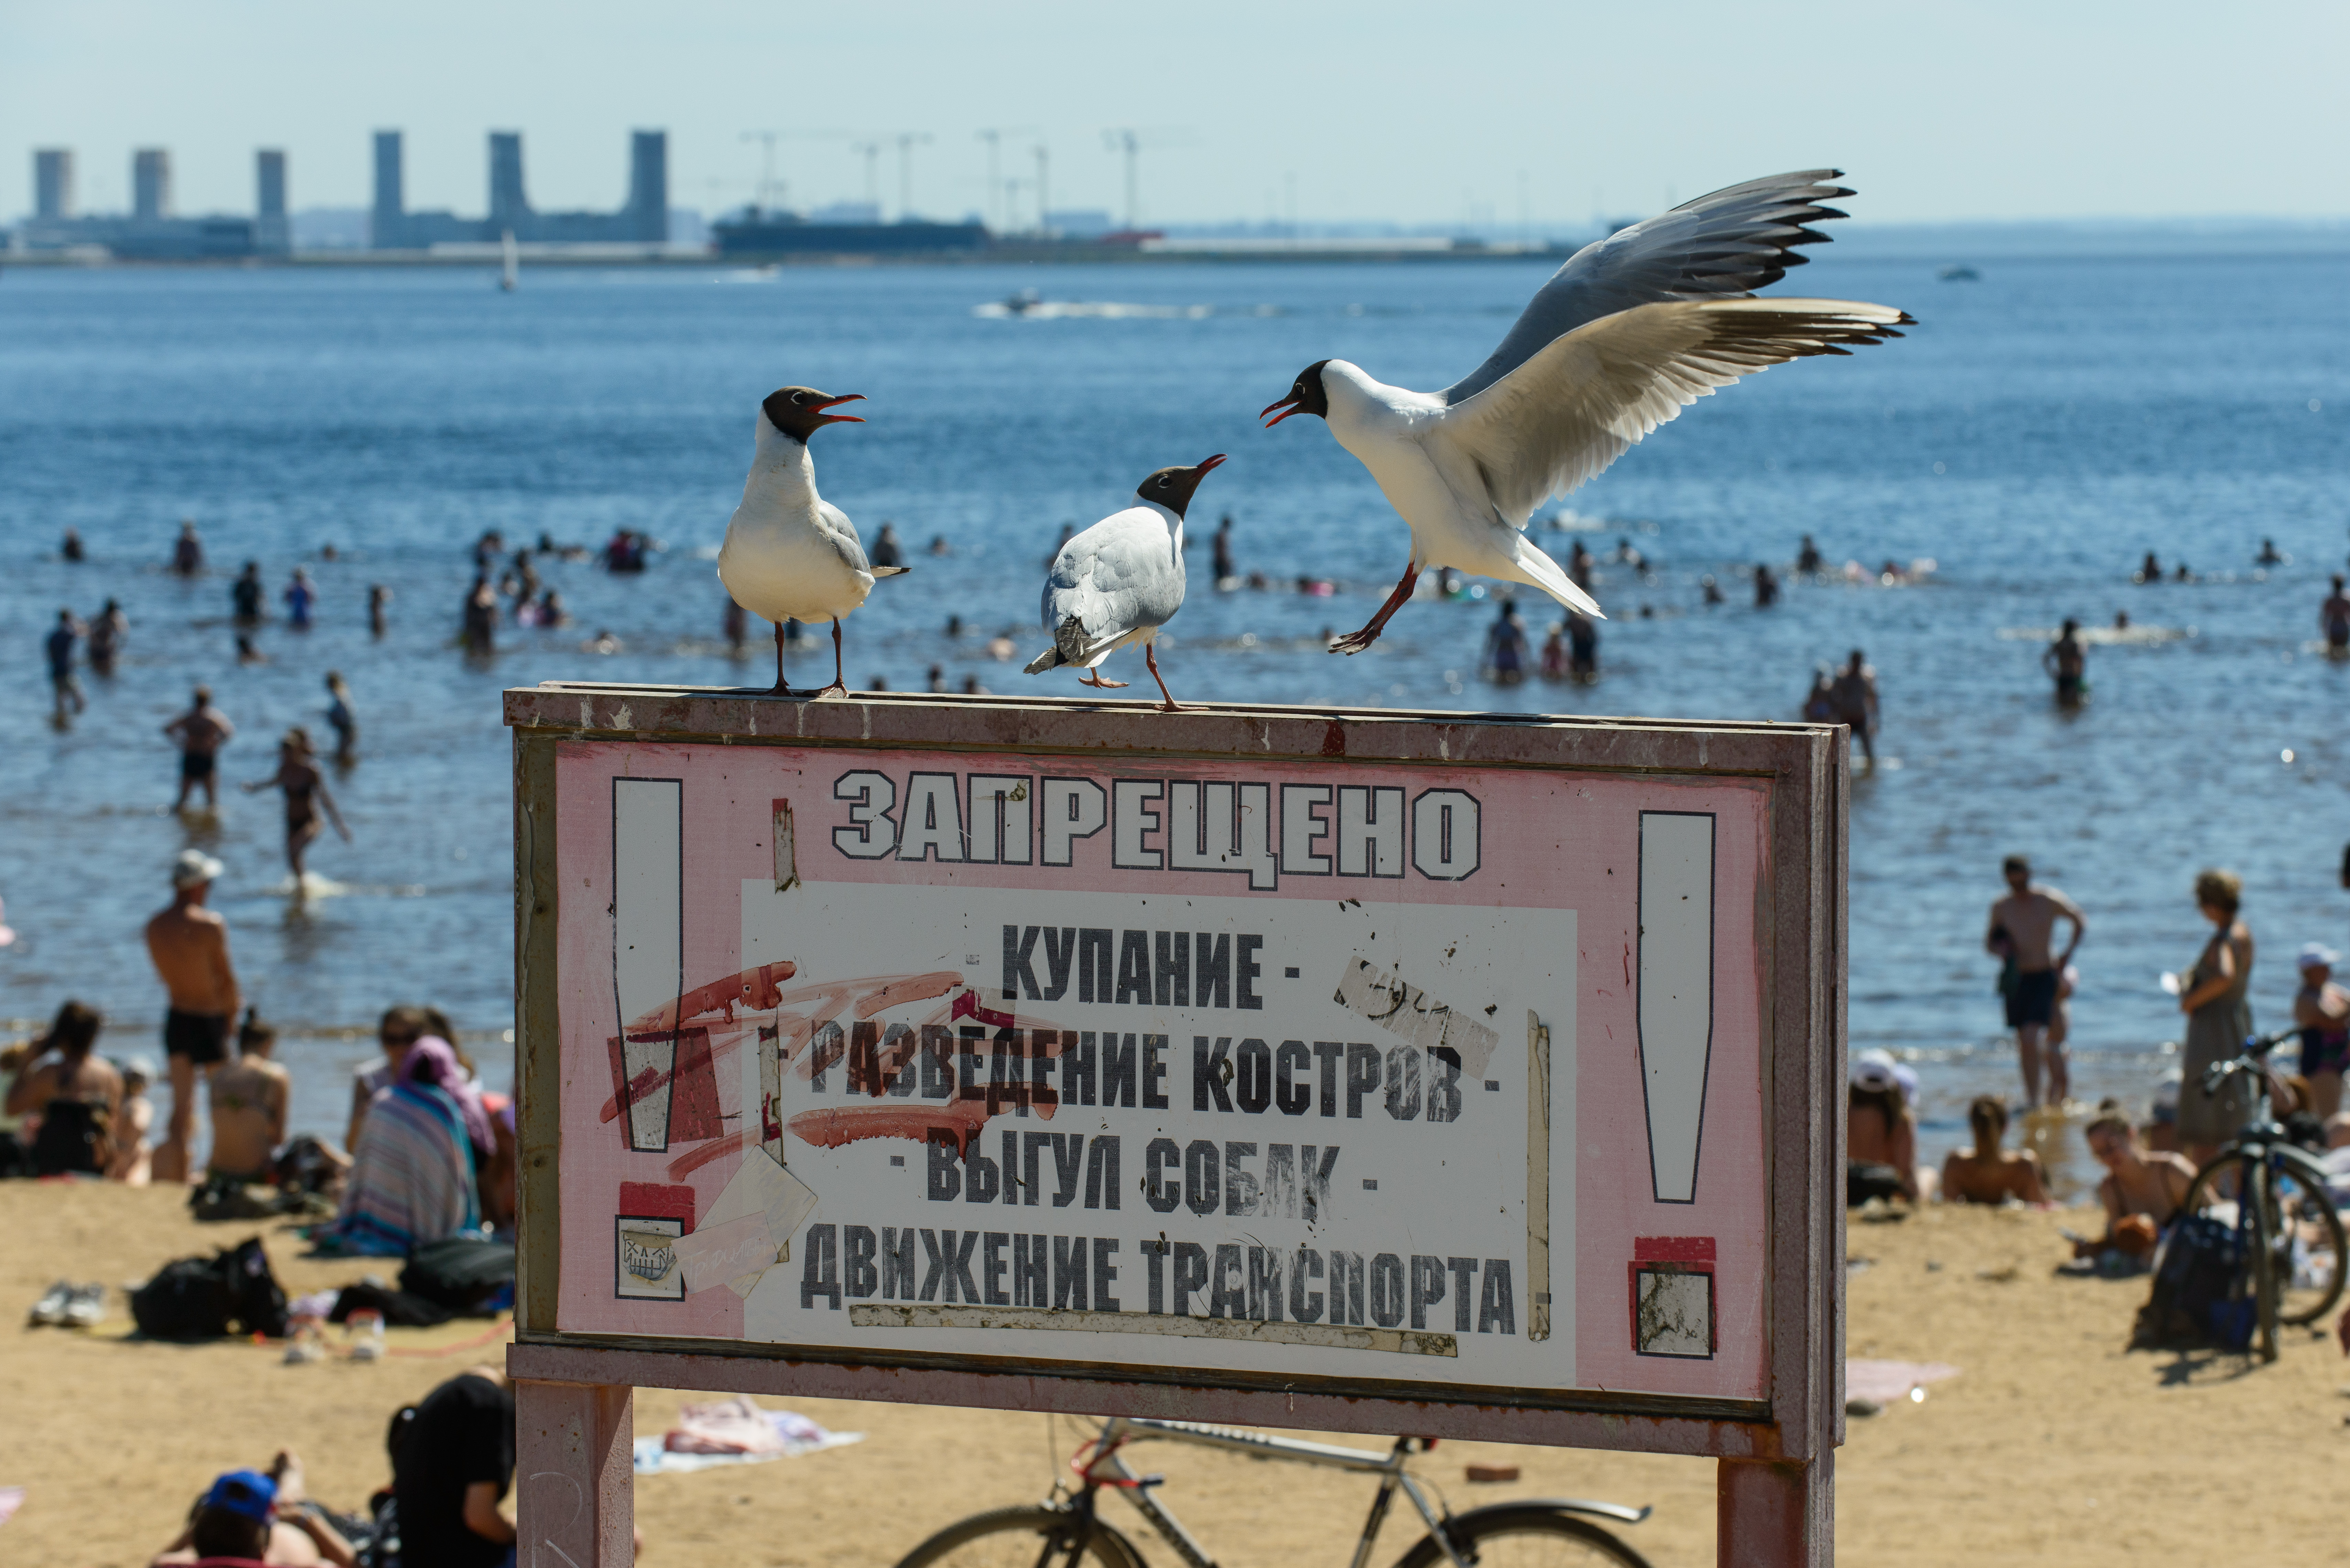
<box><xmin>2133</xmin><ymin>1215</ymin><xmax>2253</xmax><ymax>1351</ymax></box>
<box><xmin>400</xmin><ymin>1237</ymin><xmax>515</xmax><ymax>1315</ymax></box>
<box><xmin>132</xmin><ymin>1236</ymin><xmax>289</xmax><ymax>1339</ymax></box>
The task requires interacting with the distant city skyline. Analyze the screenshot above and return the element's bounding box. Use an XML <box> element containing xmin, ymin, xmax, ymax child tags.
<box><xmin>5</xmin><ymin>0</ymin><xmax>2347</xmax><ymax>229</ymax></box>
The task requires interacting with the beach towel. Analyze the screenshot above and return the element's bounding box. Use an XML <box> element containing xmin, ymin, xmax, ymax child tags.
<box><xmin>317</xmin><ymin>1075</ymin><xmax>479</xmax><ymax>1257</ymax></box>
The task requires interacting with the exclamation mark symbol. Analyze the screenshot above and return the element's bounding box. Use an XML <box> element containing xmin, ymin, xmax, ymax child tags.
<box><xmin>1637</xmin><ymin>811</ymin><xmax>1715</xmax><ymax>1203</ymax></box>
<box><xmin>614</xmin><ymin>777</ymin><xmax>684</xmax><ymax>1153</ymax></box>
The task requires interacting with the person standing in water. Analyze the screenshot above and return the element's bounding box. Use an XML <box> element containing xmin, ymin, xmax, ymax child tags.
<box><xmin>1829</xmin><ymin>649</ymin><xmax>1878</xmax><ymax>765</ymax></box>
<box><xmin>1754</xmin><ymin>563</ymin><xmax>1780</xmax><ymax>608</ymax></box>
<box><xmin>164</xmin><ymin>687</ymin><xmax>234</xmax><ymax>813</ymax></box>
<box><xmin>2320</xmin><ymin>575</ymin><xmax>2350</xmax><ymax>656</ymax></box>
<box><xmin>284</xmin><ymin>567</ymin><xmax>316</xmax><ymax>631</ymax></box>
<box><xmin>244</xmin><ymin>728</ymin><xmax>349</xmax><ymax>884</ymax></box>
<box><xmin>1987</xmin><ymin>854</ymin><xmax>2086</xmax><ymax>1109</ymax></box>
<box><xmin>46</xmin><ymin>610</ymin><xmax>86</xmax><ymax>721</ymax></box>
<box><xmin>1212</xmin><ymin>516</ymin><xmax>1236</xmax><ymax>584</ymax></box>
<box><xmin>324</xmin><ymin>672</ymin><xmax>358</xmax><ymax>764</ymax></box>
<box><xmin>172</xmin><ymin>520</ymin><xmax>204</xmax><ymax>576</ymax></box>
<box><xmin>88</xmin><ymin>598</ymin><xmax>128</xmax><ymax>676</ymax></box>
<box><xmin>231</xmin><ymin>562</ymin><xmax>265</xmax><ymax>625</ymax></box>
<box><xmin>146</xmin><ymin>850</ymin><xmax>240</xmax><ymax>1183</ymax></box>
<box><xmin>2043</xmin><ymin>618</ymin><xmax>2087</xmax><ymax>705</ymax></box>
<box><xmin>1797</xmin><ymin>534</ymin><xmax>1823</xmax><ymax>575</ymax></box>
<box><xmin>368</xmin><ymin>584</ymin><xmax>391</xmax><ymax>639</ymax></box>
<box><xmin>462</xmin><ymin>577</ymin><xmax>497</xmax><ymax>656</ymax></box>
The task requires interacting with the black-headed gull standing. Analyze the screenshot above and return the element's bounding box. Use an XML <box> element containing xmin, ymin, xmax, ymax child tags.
<box><xmin>1025</xmin><ymin>455</ymin><xmax>1225</xmax><ymax>712</ymax></box>
<box><xmin>717</xmin><ymin>386</ymin><xmax>908</xmax><ymax>696</ymax></box>
<box><xmin>1260</xmin><ymin>170</ymin><xmax>1912</xmax><ymax>653</ymax></box>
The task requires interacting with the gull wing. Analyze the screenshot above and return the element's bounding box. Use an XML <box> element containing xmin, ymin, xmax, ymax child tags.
<box><xmin>1431</xmin><ymin>297</ymin><xmax>1911</xmax><ymax>529</ymax></box>
<box><xmin>1442</xmin><ymin>170</ymin><xmax>1858</xmax><ymax>406</ymax></box>
<box><xmin>1034</xmin><ymin>506</ymin><xmax>1184</xmax><ymax>663</ymax></box>
<box><xmin>815</xmin><ymin>500</ymin><xmax>874</xmax><ymax>575</ymax></box>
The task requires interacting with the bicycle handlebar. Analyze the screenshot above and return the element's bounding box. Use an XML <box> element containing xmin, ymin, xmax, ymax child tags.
<box><xmin>2197</xmin><ymin>1030</ymin><xmax>2303</xmax><ymax>1095</ymax></box>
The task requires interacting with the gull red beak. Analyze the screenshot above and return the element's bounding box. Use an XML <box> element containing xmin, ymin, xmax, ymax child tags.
<box><xmin>1260</xmin><ymin>395</ymin><xmax>1302</xmax><ymax>428</ymax></box>
<box><xmin>814</xmin><ymin>394</ymin><xmax>866</xmax><ymax>424</ymax></box>
<box><xmin>1194</xmin><ymin>453</ymin><xmax>1227</xmax><ymax>474</ymax></box>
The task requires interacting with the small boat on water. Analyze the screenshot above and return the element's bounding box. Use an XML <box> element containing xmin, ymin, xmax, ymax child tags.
<box><xmin>1937</xmin><ymin>264</ymin><xmax>1979</xmax><ymax>282</ymax></box>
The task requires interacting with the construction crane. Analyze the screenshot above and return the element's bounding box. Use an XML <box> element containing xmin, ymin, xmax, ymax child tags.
<box><xmin>974</xmin><ymin>126</ymin><xmax>1039</xmax><ymax>235</ymax></box>
<box><xmin>737</xmin><ymin>129</ymin><xmax>847</xmax><ymax>219</ymax></box>
<box><xmin>1098</xmin><ymin>128</ymin><xmax>1188</xmax><ymax>230</ymax></box>
<box><xmin>847</xmin><ymin>141</ymin><xmax>884</xmax><ymax>216</ymax></box>
<box><xmin>892</xmin><ymin>132</ymin><xmax>933</xmax><ymax>222</ymax></box>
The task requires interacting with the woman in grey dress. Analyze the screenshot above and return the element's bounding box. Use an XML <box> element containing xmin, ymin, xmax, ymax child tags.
<box><xmin>2175</xmin><ymin>868</ymin><xmax>2255</xmax><ymax>1163</ymax></box>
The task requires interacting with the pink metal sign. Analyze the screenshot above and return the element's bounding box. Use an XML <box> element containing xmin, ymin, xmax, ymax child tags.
<box><xmin>547</xmin><ymin>737</ymin><xmax>1772</xmax><ymax>1405</ymax></box>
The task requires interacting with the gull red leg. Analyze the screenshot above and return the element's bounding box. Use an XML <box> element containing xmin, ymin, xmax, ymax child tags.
<box><xmin>1329</xmin><ymin>559</ymin><xmax>1419</xmax><ymax>655</ymax></box>
<box><xmin>1145</xmin><ymin>643</ymin><xmax>1178</xmax><ymax>713</ymax></box>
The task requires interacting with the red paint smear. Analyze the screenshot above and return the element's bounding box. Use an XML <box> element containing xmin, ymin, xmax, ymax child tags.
<box><xmin>858</xmin><ymin>972</ymin><xmax>961</xmax><ymax>1019</ymax></box>
<box><xmin>619</xmin><ymin>1181</ymin><xmax>696</xmax><ymax>1234</ymax></box>
<box><xmin>951</xmin><ymin>989</ymin><xmax>1017</xmax><ymax>1029</ymax></box>
<box><xmin>1634</xmin><ymin>1235</ymin><xmax>1717</xmax><ymax>1262</ymax></box>
<box><xmin>788</xmin><ymin>1096</ymin><xmax>1048</xmax><ymax>1157</ymax></box>
<box><xmin>665</xmin><ymin>1130</ymin><xmax>746</xmax><ymax>1181</ymax></box>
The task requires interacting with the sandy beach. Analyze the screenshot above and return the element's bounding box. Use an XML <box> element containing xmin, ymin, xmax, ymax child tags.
<box><xmin>1</xmin><ymin>1180</ymin><xmax>2343</xmax><ymax>1565</ymax></box>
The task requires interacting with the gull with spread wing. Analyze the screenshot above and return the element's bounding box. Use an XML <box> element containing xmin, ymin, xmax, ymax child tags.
<box><xmin>1025</xmin><ymin>455</ymin><xmax>1226</xmax><ymax>712</ymax></box>
<box><xmin>718</xmin><ymin>385</ymin><xmax>908</xmax><ymax>697</ymax></box>
<box><xmin>1261</xmin><ymin>169</ymin><xmax>1913</xmax><ymax>653</ymax></box>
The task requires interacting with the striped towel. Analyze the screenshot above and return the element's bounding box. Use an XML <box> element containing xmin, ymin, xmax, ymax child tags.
<box><xmin>317</xmin><ymin>1081</ymin><xmax>480</xmax><ymax>1257</ymax></box>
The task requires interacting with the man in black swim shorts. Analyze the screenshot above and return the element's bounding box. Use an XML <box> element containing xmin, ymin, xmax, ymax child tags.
<box><xmin>145</xmin><ymin>849</ymin><xmax>241</xmax><ymax>1182</ymax></box>
<box><xmin>1988</xmin><ymin>854</ymin><xmax>2087</xmax><ymax>1109</ymax></box>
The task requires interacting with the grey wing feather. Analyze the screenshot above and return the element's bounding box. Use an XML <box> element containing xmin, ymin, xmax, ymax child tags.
<box><xmin>1441</xmin><ymin>169</ymin><xmax>1855</xmax><ymax>405</ymax></box>
<box><xmin>817</xmin><ymin>500</ymin><xmax>874</xmax><ymax>573</ymax></box>
<box><xmin>1035</xmin><ymin>509</ymin><xmax>1184</xmax><ymax>662</ymax></box>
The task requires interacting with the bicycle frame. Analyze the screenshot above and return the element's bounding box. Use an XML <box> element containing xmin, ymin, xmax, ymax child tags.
<box><xmin>1065</xmin><ymin>1416</ymin><xmax>1644</xmax><ymax>1568</ymax></box>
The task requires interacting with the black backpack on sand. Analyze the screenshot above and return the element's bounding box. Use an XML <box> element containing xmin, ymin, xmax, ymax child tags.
<box><xmin>131</xmin><ymin>1235</ymin><xmax>291</xmax><ymax>1339</ymax></box>
<box><xmin>2132</xmin><ymin>1214</ymin><xmax>2253</xmax><ymax>1352</ymax></box>
<box><xmin>399</xmin><ymin>1237</ymin><xmax>515</xmax><ymax>1315</ymax></box>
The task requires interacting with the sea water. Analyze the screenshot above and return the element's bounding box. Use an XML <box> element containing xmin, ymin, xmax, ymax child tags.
<box><xmin>1</xmin><ymin>252</ymin><xmax>2344</xmax><ymax>1189</ymax></box>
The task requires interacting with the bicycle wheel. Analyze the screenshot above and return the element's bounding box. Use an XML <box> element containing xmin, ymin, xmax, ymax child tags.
<box><xmin>2268</xmin><ymin>1149</ymin><xmax>2348</xmax><ymax>1328</ymax></box>
<box><xmin>1395</xmin><ymin>1504</ymin><xmax>1654</xmax><ymax>1568</ymax></box>
<box><xmin>890</xmin><ymin>1504</ymin><xmax>1149</xmax><ymax>1568</ymax></box>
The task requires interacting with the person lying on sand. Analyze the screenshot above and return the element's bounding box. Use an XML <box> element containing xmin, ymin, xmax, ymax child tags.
<box><xmin>151</xmin><ymin>1451</ymin><xmax>358</xmax><ymax>1567</ymax></box>
<box><xmin>1941</xmin><ymin>1095</ymin><xmax>2050</xmax><ymax>1205</ymax></box>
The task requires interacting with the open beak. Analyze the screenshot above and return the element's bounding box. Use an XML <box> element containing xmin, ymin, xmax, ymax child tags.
<box><xmin>1259</xmin><ymin>395</ymin><xmax>1302</xmax><ymax>428</ymax></box>
<box><xmin>1194</xmin><ymin>453</ymin><xmax>1227</xmax><ymax>475</ymax></box>
<box><xmin>814</xmin><ymin>393</ymin><xmax>867</xmax><ymax>424</ymax></box>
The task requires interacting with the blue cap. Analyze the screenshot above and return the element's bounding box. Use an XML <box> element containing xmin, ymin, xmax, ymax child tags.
<box><xmin>203</xmin><ymin>1470</ymin><xmax>276</xmax><ymax>1523</ymax></box>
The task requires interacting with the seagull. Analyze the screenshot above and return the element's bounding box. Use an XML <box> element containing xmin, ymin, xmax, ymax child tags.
<box><xmin>717</xmin><ymin>386</ymin><xmax>908</xmax><ymax>696</ymax></box>
<box><xmin>1260</xmin><ymin>169</ymin><xmax>1913</xmax><ymax>653</ymax></box>
<box><xmin>1024</xmin><ymin>455</ymin><xmax>1225</xmax><ymax>712</ymax></box>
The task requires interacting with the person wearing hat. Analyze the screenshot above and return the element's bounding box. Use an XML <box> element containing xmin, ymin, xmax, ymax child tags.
<box><xmin>1847</xmin><ymin>1049</ymin><xmax>1923</xmax><ymax>1204</ymax></box>
<box><xmin>2294</xmin><ymin>943</ymin><xmax>2350</xmax><ymax>1121</ymax></box>
<box><xmin>144</xmin><ymin>849</ymin><xmax>241</xmax><ymax>1185</ymax></box>
<box><xmin>152</xmin><ymin>1456</ymin><xmax>359</xmax><ymax>1566</ymax></box>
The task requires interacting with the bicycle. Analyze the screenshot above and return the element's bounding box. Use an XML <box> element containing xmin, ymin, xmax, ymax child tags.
<box><xmin>890</xmin><ymin>1414</ymin><xmax>1654</xmax><ymax>1568</ymax></box>
<box><xmin>2177</xmin><ymin>1028</ymin><xmax>2348</xmax><ymax>1361</ymax></box>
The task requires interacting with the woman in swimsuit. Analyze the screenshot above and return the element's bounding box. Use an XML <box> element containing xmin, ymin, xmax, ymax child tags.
<box><xmin>245</xmin><ymin>727</ymin><xmax>349</xmax><ymax>882</ymax></box>
<box><xmin>1940</xmin><ymin>1095</ymin><xmax>2050</xmax><ymax>1205</ymax></box>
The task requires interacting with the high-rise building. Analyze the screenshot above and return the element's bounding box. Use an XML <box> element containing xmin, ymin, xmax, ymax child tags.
<box><xmin>488</xmin><ymin>132</ymin><xmax>529</xmax><ymax>231</ymax></box>
<box><xmin>35</xmin><ymin>149</ymin><xmax>74</xmax><ymax>219</ymax></box>
<box><xmin>133</xmin><ymin>148</ymin><xmax>172</xmax><ymax>220</ymax></box>
<box><xmin>626</xmin><ymin>130</ymin><xmax>668</xmax><ymax>242</ymax></box>
<box><xmin>255</xmin><ymin>149</ymin><xmax>290</xmax><ymax>255</ymax></box>
<box><xmin>256</xmin><ymin>150</ymin><xmax>287</xmax><ymax>217</ymax></box>
<box><xmin>372</xmin><ymin>130</ymin><xmax>405</xmax><ymax>247</ymax></box>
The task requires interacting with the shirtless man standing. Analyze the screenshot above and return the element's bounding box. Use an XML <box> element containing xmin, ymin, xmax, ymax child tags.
<box><xmin>206</xmin><ymin>1014</ymin><xmax>288</xmax><ymax>1182</ymax></box>
<box><xmin>145</xmin><ymin>851</ymin><xmax>241</xmax><ymax>1183</ymax></box>
<box><xmin>2321</xmin><ymin>575</ymin><xmax>2350</xmax><ymax>657</ymax></box>
<box><xmin>164</xmin><ymin>687</ymin><xmax>234</xmax><ymax>813</ymax></box>
<box><xmin>1988</xmin><ymin>854</ymin><xmax>2087</xmax><ymax>1109</ymax></box>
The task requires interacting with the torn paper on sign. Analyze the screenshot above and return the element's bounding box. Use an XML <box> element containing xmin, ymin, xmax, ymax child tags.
<box><xmin>1333</xmin><ymin>957</ymin><xmax>1502</xmax><ymax>1075</ymax></box>
<box><xmin>699</xmin><ymin>1143</ymin><xmax>820</xmax><ymax>1298</ymax></box>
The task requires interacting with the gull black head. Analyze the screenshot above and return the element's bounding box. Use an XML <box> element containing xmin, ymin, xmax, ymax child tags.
<box><xmin>1260</xmin><ymin>361</ymin><xmax>1331</xmax><ymax>427</ymax></box>
<box><xmin>1136</xmin><ymin>454</ymin><xmax>1227</xmax><ymax>520</ymax></box>
<box><xmin>761</xmin><ymin>386</ymin><xmax>867</xmax><ymax>444</ymax></box>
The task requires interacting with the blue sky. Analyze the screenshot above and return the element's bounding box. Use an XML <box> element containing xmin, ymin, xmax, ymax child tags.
<box><xmin>6</xmin><ymin>0</ymin><xmax>2346</xmax><ymax>227</ymax></box>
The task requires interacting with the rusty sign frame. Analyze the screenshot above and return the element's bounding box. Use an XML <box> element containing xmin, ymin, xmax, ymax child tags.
<box><xmin>503</xmin><ymin>683</ymin><xmax>1847</xmax><ymax>1565</ymax></box>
